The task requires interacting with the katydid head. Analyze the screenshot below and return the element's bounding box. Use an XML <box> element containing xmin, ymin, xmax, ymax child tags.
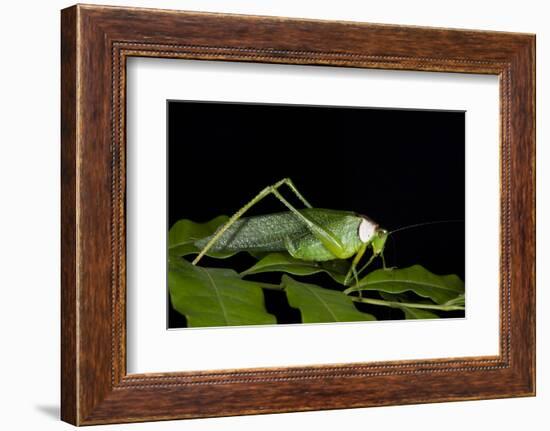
<box><xmin>371</xmin><ymin>228</ymin><xmax>389</xmax><ymax>255</ymax></box>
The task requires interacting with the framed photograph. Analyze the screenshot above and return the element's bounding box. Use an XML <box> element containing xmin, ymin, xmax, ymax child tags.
<box><xmin>164</xmin><ymin>101</ymin><xmax>466</xmax><ymax>330</ymax></box>
<box><xmin>61</xmin><ymin>4</ymin><xmax>535</xmax><ymax>425</ymax></box>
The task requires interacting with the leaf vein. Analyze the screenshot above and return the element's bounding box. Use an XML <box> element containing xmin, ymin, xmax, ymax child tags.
<box><xmin>199</xmin><ymin>266</ymin><xmax>229</xmax><ymax>324</ymax></box>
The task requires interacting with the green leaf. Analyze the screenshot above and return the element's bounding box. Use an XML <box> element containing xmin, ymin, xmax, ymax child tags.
<box><xmin>241</xmin><ymin>252</ymin><xmax>348</xmax><ymax>284</ymax></box>
<box><xmin>281</xmin><ymin>275</ymin><xmax>375</xmax><ymax>323</ymax></box>
<box><xmin>346</xmin><ymin>265</ymin><xmax>464</xmax><ymax>305</ymax></box>
<box><xmin>168</xmin><ymin>216</ymin><xmax>238</xmax><ymax>258</ymax></box>
<box><xmin>443</xmin><ymin>293</ymin><xmax>465</xmax><ymax>307</ymax></box>
<box><xmin>379</xmin><ymin>292</ymin><xmax>439</xmax><ymax>319</ymax></box>
<box><xmin>402</xmin><ymin>307</ymin><xmax>439</xmax><ymax>319</ymax></box>
<box><xmin>168</xmin><ymin>258</ymin><xmax>276</xmax><ymax>327</ymax></box>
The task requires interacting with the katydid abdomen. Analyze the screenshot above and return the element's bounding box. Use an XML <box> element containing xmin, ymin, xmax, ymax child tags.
<box><xmin>194</xmin><ymin>208</ymin><xmax>365</xmax><ymax>261</ymax></box>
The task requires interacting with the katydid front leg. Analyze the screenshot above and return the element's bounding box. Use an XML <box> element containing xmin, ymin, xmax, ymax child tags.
<box><xmin>343</xmin><ymin>242</ymin><xmax>368</xmax><ymax>286</ymax></box>
<box><xmin>356</xmin><ymin>253</ymin><xmax>378</xmax><ymax>278</ymax></box>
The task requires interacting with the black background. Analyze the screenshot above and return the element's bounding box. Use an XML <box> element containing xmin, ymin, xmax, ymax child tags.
<box><xmin>168</xmin><ymin>100</ymin><xmax>465</xmax><ymax>327</ymax></box>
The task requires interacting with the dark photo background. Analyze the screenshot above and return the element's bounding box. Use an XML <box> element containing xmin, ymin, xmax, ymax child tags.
<box><xmin>167</xmin><ymin>100</ymin><xmax>465</xmax><ymax>328</ymax></box>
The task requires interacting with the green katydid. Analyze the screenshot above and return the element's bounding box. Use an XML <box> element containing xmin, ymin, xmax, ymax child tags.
<box><xmin>191</xmin><ymin>178</ymin><xmax>390</xmax><ymax>286</ymax></box>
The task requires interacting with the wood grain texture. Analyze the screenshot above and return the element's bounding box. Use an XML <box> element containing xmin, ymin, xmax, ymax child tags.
<box><xmin>60</xmin><ymin>4</ymin><xmax>536</xmax><ymax>425</ymax></box>
<box><xmin>60</xmin><ymin>6</ymin><xmax>78</xmax><ymax>425</ymax></box>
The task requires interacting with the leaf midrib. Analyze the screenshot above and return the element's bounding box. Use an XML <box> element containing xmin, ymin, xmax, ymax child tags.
<box><xmin>200</xmin><ymin>266</ymin><xmax>229</xmax><ymax>324</ymax></box>
<box><xmin>301</xmin><ymin>283</ymin><xmax>339</xmax><ymax>322</ymax></box>
<box><xmin>362</xmin><ymin>279</ymin><xmax>460</xmax><ymax>293</ymax></box>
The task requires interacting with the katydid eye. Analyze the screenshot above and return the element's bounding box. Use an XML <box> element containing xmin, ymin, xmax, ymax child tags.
<box><xmin>359</xmin><ymin>218</ymin><xmax>376</xmax><ymax>243</ymax></box>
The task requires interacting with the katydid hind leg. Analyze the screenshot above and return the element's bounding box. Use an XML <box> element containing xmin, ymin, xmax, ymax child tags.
<box><xmin>192</xmin><ymin>178</ymin><xmax>339</xmax><ymax>265</ymax></box>
<box><xmin>270</xmin><ymin>189</ymin><xmax>348</xmax><ymax>259</ymax></box>
<box><xmin>283</xmin><ymin>236</ymin><xmax>299</xmax><ymax>258</ymax></box>
<box><xmin>281</xmin><ymin>177</ymin><xmax>313</xmax><ymax>208</ymax></box>
<box><xmin>192</xmin><ymin>182</ymin><xmax>276</xmax><ymax>265</ymax></box>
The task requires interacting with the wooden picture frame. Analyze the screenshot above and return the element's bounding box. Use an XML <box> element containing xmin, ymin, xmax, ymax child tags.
<box><xmin>61</xmin><ymin>4</ymin><xmax>535</xmax><ymax>425</ymax></box>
